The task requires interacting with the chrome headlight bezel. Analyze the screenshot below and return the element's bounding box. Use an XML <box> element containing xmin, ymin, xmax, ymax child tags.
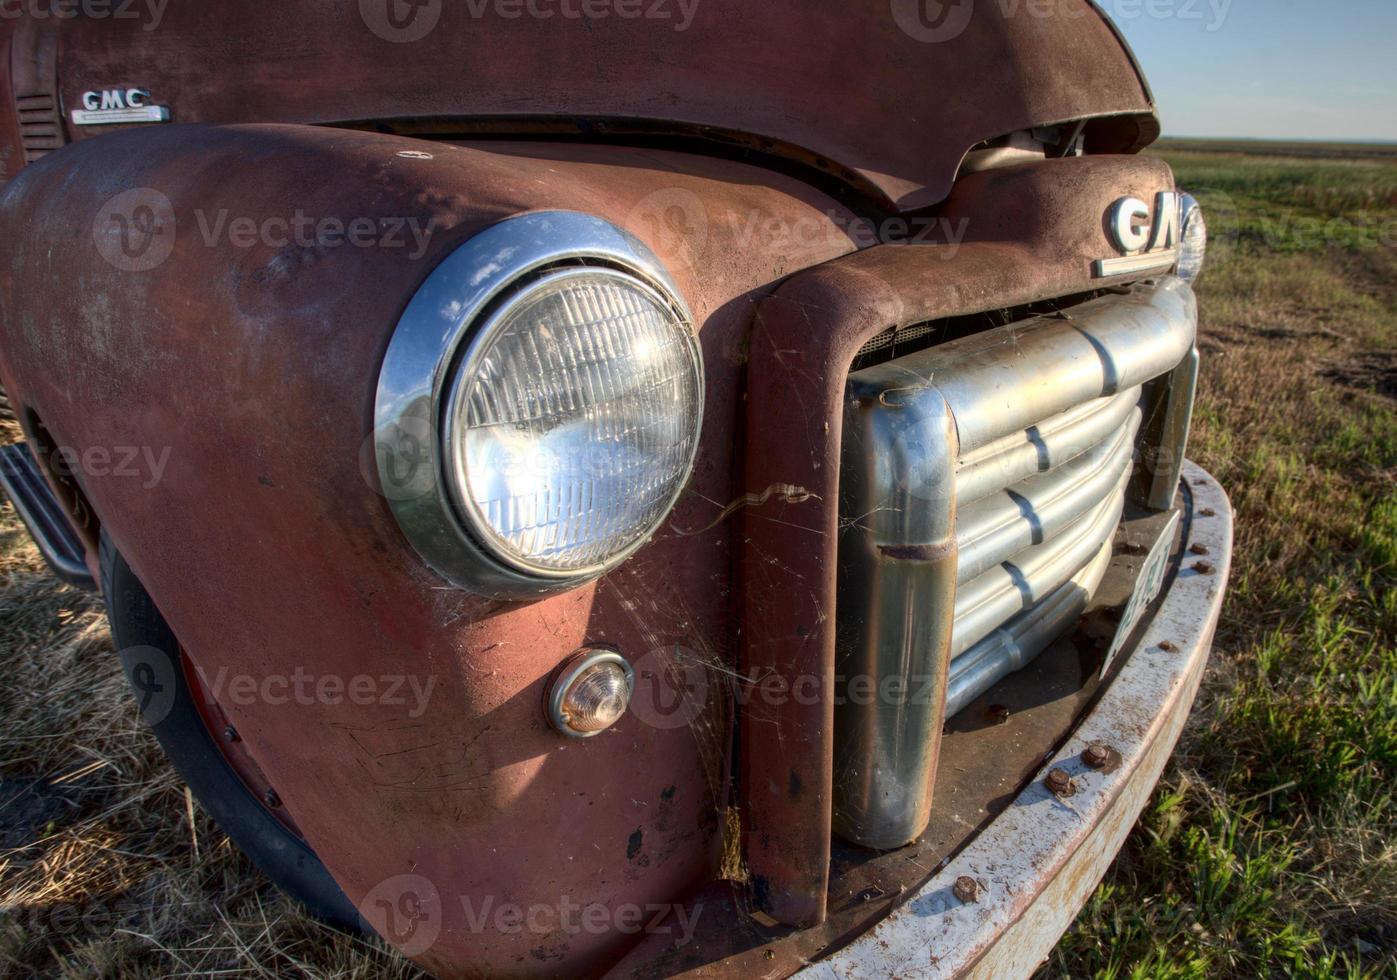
<box><xmin>373</xmin><ymin>211</ymin><xmax>702</xmax><ymax>597</ymax></box>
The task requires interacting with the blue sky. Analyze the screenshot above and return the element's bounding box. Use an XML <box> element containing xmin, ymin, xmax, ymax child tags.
<box><xmin>1105</xmin><ymin>0</ymin><xmax>1397</xmax><ymax>142</ymax></box>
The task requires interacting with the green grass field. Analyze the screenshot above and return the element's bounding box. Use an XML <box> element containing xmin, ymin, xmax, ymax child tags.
<box><xmin>1</xmin><ymin>145</ymin><xmax>1394</xmax><ymax>977</ymax></box>
<box><xmin>1049</xmin><ymin>147</ymin><xmax>1397</xmax><ymax>978</ymax></box>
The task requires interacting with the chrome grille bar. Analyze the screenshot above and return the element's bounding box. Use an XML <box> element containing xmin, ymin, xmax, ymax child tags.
<box><xmin>956</xmin><ymin>388</ymin><xmax>1140</xmax><ymax>504</ymax></box>
<box><xmin>954</xmin><ymin>403</ymin><xmax>1141</xmax><ymax>585</ymax></box>
<box><xmin>951</xmin><ymin>463</ymin><xmax>1131</xmax><ymax>658</ymax></box>
<box><xmin>946</xmin><ymin>535</ymin><xmax>1114</xmax><ymax>719</ymax></box>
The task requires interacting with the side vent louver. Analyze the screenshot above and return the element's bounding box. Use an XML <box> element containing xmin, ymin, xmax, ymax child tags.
<box><xmin>16</xmin><ymin>92</ymin><xmax>64</xmax><ymax>163</ymax></box>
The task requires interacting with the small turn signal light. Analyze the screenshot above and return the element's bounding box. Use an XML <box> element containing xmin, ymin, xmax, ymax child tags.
<box><xmin>548</xmin><ymin>649</ymin><xmax>634</xmax><ymax>738</ymax></box>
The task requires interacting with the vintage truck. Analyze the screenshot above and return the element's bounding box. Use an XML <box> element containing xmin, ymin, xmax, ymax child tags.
<box><xmin>0</xmin><ymin>2</ymin><xmax>1230</xmax><ymax>976</ymax></box>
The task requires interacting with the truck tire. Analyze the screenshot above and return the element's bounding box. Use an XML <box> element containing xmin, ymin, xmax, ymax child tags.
<box><xmin>100</xmin><ymin>535</ymin><xmax>363</xmax><ymax>931</ymax></box>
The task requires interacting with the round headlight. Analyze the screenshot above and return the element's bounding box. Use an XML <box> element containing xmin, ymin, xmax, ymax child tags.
<box><xmin>1176</xmin><ymin>193</ymin><xmax>1207</xmax><ymax>285</ymax></box>
<box><xmin>374</xmin><ymin>211</ymin><xmax>703</xmax><ymax>596</ymax></box>
<box><xmin>443</xmin><ymin>268</ymin><xmax>703</xmax><ymax>577</ymax></box>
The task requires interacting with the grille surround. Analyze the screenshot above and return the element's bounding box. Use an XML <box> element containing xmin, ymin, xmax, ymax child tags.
<box><xmin>834</xmin><ymin>277</ymin><xmax>1198</xmax><ymax>849</ymax></box>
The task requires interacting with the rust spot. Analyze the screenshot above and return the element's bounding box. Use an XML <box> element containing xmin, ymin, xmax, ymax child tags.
<box><xmin>878</xmin><ymin>541</ymin><xmax>956</xmax><ymax>562</ymax></box>
<box><xmin>1199</xmin><ymin>507</ymin><xmax>1216</xmax><ymax>517</ymax></box>
<box><xmin>982</xmin><ymin>704</ymin><xmax>1011</xmax><ymax>725</ymax></box>
<box><xmin>1158</xmin><ymin>640</ymin><xmax>1179</xmax><ymax>652</ymax></box>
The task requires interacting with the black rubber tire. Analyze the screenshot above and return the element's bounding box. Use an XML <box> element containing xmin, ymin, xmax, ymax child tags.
<box><xmin>100</xmin><ymin>535</ymin><xmax>363</xmax><ymax>930</ymax></box>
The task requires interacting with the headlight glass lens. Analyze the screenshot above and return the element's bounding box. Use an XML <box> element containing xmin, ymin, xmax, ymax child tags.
<box><xmin>1177</xmin><ymin>194</ymin><xmax>1207</xmax><ymax>285</ymax></box>
<box><xmin>444</xmin><ymin>268</ymin><xmax>703</xmax><ymax>576</ymax></box>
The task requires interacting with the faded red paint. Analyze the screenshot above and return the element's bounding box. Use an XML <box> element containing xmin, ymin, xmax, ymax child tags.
<box><xmin>0</xmin><ymin>6</ymin><xmax>1187</xmax><ymax>975</ymax></box>
<box><xmin>5</xmin><ymin>2</ymin><xmax>1151</xmax><ymax>209</ymax></box>
<box><xmin>0</xmin><ymin>125</ymin><xmax>855</xmax><ymax>976</ymax></box>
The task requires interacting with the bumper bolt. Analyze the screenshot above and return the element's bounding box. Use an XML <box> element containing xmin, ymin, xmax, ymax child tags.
<box><xmin>1192</xmin><ymin>560</ymin><xmax>1216</xmax><ymax>575</ymax></box>
<box><xmin>1199</xmin><ymin>507</ymin><xmax>1216</xmax><ymax>517</ymax></box>
<box><xmin>1045</xmin><ymin>768</ymin><xmax>1075</xmax><ymax>797</ymax></box>
<box><xmin>1189</xmin><ymin>543</ymin><xmax>1210</xmax><ymax>556</ymax></box>
<box><xmin>223</xmin><ymin>726</ymin><xmax>239</xmax><ymax>742</ymax></box>
<box><xmin>1158</xmin><ymin>640</ymin><xmax>1179</xmax><ymax>652</ymax></box>
<box><xmin>1083</xmin><ymin>744</ymin><xmax>1112</xmax><ymax>770</ymax></box>
<box><xmin>264</xmin><ymin>789</ymin><xmax>281</xmax><ymax>808</ymax></box>
<box><xmin>953</xmin><ymin>876</ymin><xmax>980</xmax><ymax>903</ymax></box>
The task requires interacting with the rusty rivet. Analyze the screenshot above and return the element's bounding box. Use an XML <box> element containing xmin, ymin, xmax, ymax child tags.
<box><xmin>1192</xmin><ymin>560</ymin><xmax>1216</xmax><ymax>575</ymax></box>
<box><xmin>223</xmin><ymin>726</ymin><xmax>239</xmax><ymax>742</ymax></box>
<box><xmin>1083</xmin><ymin>744</ymin><xmax>1112</xmax><ymax>770</ymax></box>
<box><xmin>1189</xmin><ymin>543</ymin><xmax>1210</xmax><ymax>556</ymax></box>
<box><xmin>1199</xmin><ymin>507</ymin><xmax>1216</xmax><ymax>517</ymax></box>
<box><xmin>1158</xmin><ymin>640</ymin><xmax>1179</xmax><ymax>652</ymax></box>
<box><xmin>264</xmin><ymin>789</ymin><xmax>281</xmax><ymax>808</ymax></box>
<box><xmin>1045</xmin><ymin>768</ymin><xmax>1075</xmax><ymax>797</ymax></box>
<box><xmin>953</xmin><ymin>876</ymin><xmax>980</xmax><ymax>903</ymax></box>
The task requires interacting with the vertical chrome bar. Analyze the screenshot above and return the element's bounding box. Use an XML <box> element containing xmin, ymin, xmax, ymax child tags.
<box><xmin>1140</xmin><ymin>346</ymin><xmax>1199</xmax><ymax>510</ymax></box>
<box><xmin>834</xmin><ymin>383</ymin><xmax>957</xmax><ymax>850</ymax></box>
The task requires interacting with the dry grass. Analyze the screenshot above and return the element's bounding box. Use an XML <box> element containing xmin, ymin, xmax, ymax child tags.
<box><xmin>1050</xmin><ymin>153</ymin><xmax>1397</xmax><ymax>977</ymax></box>
<box><xmin>2</xmin><ymin>148</ymin><xmax>1395</xmax><ymax>978</ymax></box>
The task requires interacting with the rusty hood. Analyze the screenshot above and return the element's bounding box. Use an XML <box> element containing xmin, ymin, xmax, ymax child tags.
<box><xmin>10</xmin><ymin>0</ymin><xmax>1155</xmax><ymax>211</ymax></box>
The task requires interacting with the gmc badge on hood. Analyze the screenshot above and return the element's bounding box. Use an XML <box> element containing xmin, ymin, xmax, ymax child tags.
<box><xmin>71</xmin><ymin>88</ymin><xmax>170</xmax><ymax>126</ymax></box>
<box><xmin>1095</xmin><ymin>191</ymin><xmax>1181</xmax><ymax>278</ymax></box>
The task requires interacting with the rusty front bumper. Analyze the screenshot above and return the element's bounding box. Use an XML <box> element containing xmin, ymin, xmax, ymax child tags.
<box><xmin>804</xmin><ymin>460</ymin><xmax>1232</xmax><ymax>979</ymax></box>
